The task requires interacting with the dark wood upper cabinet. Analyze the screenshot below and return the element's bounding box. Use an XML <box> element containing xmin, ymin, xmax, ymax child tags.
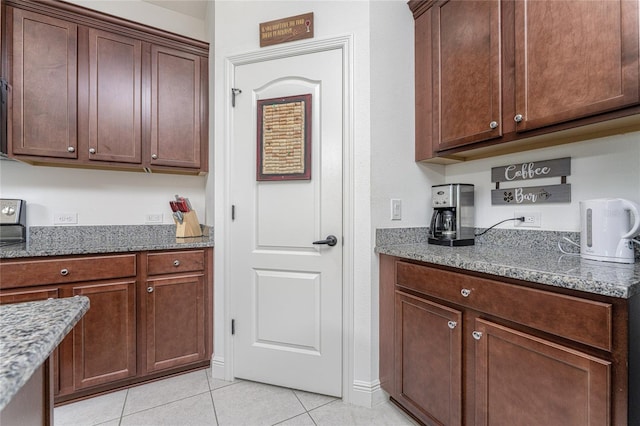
<box><xmin>150</xmin><ymin>46</ymin><xmax>202</xmax><ymax>169</ymax></box>
<box><xmin>9</xmin><ymin>8</ymin><xmax>78</xmax><ymax>159</ymax></box>
<box><xmin>432</xmin><ymin>0</ymin><xmax>502</xmax><ymax>151</ymax></box>
<box><xmin>2</xmin><ymin>0</ymin><xmax>209</xmax><ymax>174</ymax></box>
<box><xmin>87</xmin><ymin>28</ymin><xmax>142</xmax><ymax>164</ymax></box>
<box><xmin>514</xmin><ymin>0</ymin><xmax>639</xmax><ymax>131</ymax></box>
<box><xmin>410</xmin><ymin>0</ymin><xmax>640</xmax><ymax>162</ymax></box>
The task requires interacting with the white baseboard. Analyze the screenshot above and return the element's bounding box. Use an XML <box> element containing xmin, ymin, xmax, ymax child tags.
<box><xmin>350</xmin><ymin>379</ymin><xmax>386</xmax><ymax>408</ymax></box>
<box><xmin>211</xmin><ymin>355</ymin><xmax>225</xmax><ymax>379</ymax></box>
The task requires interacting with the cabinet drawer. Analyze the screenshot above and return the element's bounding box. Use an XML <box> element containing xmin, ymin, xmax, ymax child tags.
<box><xmin>396</xmin><ymin>261</ymin><xmax>612</xmax><ymax>351</ymax></box>
<box><xmin>147</xmin><ymin>250</ymin><xmax>204</xmax><ymax>275</ymax></box>
<box><xmin>0</xmin><ymin>254</ymin><xmax>137</xmax><ymax>290</ymax></box>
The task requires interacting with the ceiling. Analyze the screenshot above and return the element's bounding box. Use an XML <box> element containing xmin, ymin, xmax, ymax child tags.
<box><xmin>143</xmin><ymin>0</ymin><xmax>208</xmax><ymax>19</ymax></box>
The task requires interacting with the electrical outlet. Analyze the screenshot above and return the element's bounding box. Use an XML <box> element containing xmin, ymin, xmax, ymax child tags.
<box><xmin>145</xmin><ymin>213</ymin><xmax>163</xmax><ymax>224</ymax></box>
<box><xmin>53</xmin><ymin>212</ymin><xmax>78</xmax><ymax>225</ymax></box>
<box><xmin>514</xmin><ymin>211</ymin><xmax>541</xmax><ymax>227</ymax></box>
<box><xmin>391</xmin><ymin>199</ymin><xmax>402</xmax><ymax>221</ymax></box>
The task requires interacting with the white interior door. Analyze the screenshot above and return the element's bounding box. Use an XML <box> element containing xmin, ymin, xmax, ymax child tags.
<box><xmin>230</xmin><ymin>48</ymin><xmax>343</xmax><ymax>397</ymax></box>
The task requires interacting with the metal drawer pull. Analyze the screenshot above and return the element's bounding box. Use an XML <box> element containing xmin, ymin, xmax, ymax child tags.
<box><xmin>147</xmin><ymin>286</ymin><xmax>154</xmax><ymax>293</ymax></box>
<box><xmin>460</xmin><ymin>288</ymin><xmax>471</xmax><ymax>297</ymax></box>
<box><xmin>472</xmin><ymin>331</ymin><xmax>483</xmax><ymax>340</ymax></box>
<box><xmin>447</xmin><ymin>321</ymin><xmax>457</xmax><ymax>329</ymax></box>
<box><xmin>60</xmin><ymin>268</ymin><xmax>69</xmax><ymax>276</ymax></box>
<box><xmin>489</xmin><ymin>121</ymin><xmax>498</xmax><ymax>129</ymax></box>
<box><xmin>173</xmin><ymin>260</ymin><xmax>180</xmax><ymax>267</ymax></box>
<box><xmin>514</xmin><ymin>114</ymin><xmax>523</xmax><ymax>123</ymax></box>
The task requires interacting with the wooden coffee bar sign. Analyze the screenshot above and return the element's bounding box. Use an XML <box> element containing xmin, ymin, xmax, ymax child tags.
<box><xmin>491</xmin><ymin>157</ymin><xmax>571</xmax><ymax>205</ymax></box>
<box><xmin>260</xmin><ymin>13</ymin><xmax>314</xmax><ymax>47</ymax></box>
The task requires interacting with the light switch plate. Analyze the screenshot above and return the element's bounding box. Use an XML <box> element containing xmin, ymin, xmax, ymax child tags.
<box><xmin>391</xmin><ymin>199</ymin><xmax>402</xmax><ymax>221</ymax></box>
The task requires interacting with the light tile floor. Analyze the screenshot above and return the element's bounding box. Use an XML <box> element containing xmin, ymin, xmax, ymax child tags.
<box><xmin>54</xmin><ymin>369</ymin><xmax>418</xmax><ymax>426</ymax></box>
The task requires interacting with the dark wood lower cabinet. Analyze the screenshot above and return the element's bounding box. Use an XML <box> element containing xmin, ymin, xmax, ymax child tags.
<box><xmin>474</xmin><ymin>318</ymin><xmax>610</xmax><ymax>426</ymax></box>
<box><xmin>69</xmin><ymin>280</ymin><xmax>137</xmax><ymax>390</ymax></box>
<box><xmin>380</xmin><ymin>254</ymin><xmax>637</xmax><ymax>426</ymax></box>
<box><xmin>145</xmin><ymin>274</ymin><xmax>206</xmax><ymax>373</ymax></box>
<box><xmin>395</xmin><ymin>292</ymin><xmax>462</xmax><ymax>426</ymax></box>
<box><xmin>0</xmin><ymin>248</ymin><xmax>213</xmax><ymax>404</ymax></box>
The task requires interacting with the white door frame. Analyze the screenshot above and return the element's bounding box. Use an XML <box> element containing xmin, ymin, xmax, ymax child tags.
<box><xmin>222</xmin><ymin>35</ymin><xmax>355</xmax><ymax>402</ymax></box>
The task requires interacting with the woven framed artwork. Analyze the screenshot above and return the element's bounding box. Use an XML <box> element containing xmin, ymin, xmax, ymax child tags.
<box><xmin>257</xmin><ymin>94</ymin><xmax>311</xmax><ymax>181</ymax></box>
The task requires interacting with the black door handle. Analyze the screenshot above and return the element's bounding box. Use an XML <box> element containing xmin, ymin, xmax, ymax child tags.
<box><xmin>313</xmin><ymin>235</ymin><xmax>338</xmax><ymax>247</ymax></box>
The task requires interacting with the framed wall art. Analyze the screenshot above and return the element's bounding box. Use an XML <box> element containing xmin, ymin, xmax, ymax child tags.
<box><xmin>256</xmin><ymin>94</ymin><xmax>311</xmax><ymax>181</ymax></box>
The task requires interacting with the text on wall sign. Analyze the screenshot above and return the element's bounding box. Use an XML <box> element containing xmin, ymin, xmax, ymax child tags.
<box><xmin>490</xmin><ymin>157</ymin><xmax>571</xmax><ymax>205</ymax></box>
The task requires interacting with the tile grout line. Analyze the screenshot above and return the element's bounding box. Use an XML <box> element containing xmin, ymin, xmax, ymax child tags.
<box><xmin>118</xmin><ymin>389</ymin><xmax>129</xmax><ymax>426</ymax></box>
<box><xmin>205</xmin><ymin>369</ymin><xmax>220</xmax><ymax>425</ymax></box>
<box><xmin>290</xmin><ymin>390</ymin><xmax>318</xmax><ymax>426</ymax></box>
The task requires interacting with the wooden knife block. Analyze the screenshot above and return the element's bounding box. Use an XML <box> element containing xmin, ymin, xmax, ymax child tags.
<box><xmin>174</xmin><ymin>211</ymin><xmax>203</xmax><ymax>238</ymax></box>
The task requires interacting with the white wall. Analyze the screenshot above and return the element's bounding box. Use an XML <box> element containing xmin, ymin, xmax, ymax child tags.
<box><xmin>445</xmin><ymin>131</ymin><xmax>640</xmax><ymax>232</ymax></box>
<box><xmin>0</xmin><ymin>1</ymin><xmax>210</xmax><ymax>226</ymax></box>
<box><xmin>63</xmin><ymin>0</ymin><xmax>207</xmax><ymax>41</ymax></box>
<box><xmin>0</xmin><ymin>160</ymin><xmax>206</xmax><ymax>225</ymax></box>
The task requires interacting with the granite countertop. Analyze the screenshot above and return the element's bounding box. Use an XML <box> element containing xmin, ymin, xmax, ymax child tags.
<box><xmin>376</xmin><ymin>228</ymin><xmax>640</xmax><ymax>299</ymax></box>
<box><xmin>0</xmin><ymin>225</ymin><xmax>214</xmax><ymax>259</ymax></box>
<box><xmin>0</xmin><ymin>297</ymin><xmax>90</xmax><ymax>410</ymax></box>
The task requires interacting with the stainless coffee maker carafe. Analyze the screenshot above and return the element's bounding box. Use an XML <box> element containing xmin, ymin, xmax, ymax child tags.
<box><xmin>428</xmin><ymin>184</ymin><xmax>475</xmax><ymax>246</ymax></box>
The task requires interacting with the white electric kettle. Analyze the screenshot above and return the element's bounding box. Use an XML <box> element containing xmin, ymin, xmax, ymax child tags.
<box><xmin>579</xmin><ymin>198</ymin><xmax>640</xmax><ymax>264</ymax></box>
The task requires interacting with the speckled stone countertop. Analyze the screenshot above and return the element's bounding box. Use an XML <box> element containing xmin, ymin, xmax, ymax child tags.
<box><xmin>375</xmin><ymin>227</ymin><xmax>640</xmax><ymax>299</ymax></box>
<box><xmin>0</xmin><ymin>225</ymin><xmax>214</xmax><ymax>259</ymax></box>
<box><xmin>0</xmin><ymin>297</ymin><xmax>89</xmax><ymax>410</ymax></box>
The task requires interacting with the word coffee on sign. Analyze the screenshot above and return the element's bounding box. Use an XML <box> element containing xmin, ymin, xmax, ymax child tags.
<box><xmin>491</xmin><ymin>157</ymin><xmax>571</xmax><ymax>183</ymax></box>
<box><xmin>505</xmin><ymin>163</ymin><xmax>551</xmax><ymax>181</ymax></box>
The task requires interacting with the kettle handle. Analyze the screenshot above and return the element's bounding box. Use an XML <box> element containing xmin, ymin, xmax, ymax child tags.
<box><xmin>620</xmin><ymin>199</ymin><xmax>640</xmax><ymax>239</ymax></box>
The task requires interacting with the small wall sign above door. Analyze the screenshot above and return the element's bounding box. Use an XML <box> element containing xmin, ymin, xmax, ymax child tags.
<box><xmin>260</xmin><ymin>13</ymin><xmax>314</xmax><ymax>47</ymax></box>
<box><xmin>491</xmin><ymin>157</ymin><xmax>571</xmax><ymax>205</ymax></box>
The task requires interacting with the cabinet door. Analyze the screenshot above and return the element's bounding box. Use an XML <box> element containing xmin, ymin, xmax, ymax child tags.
<box><xmin>88</xmin><ymin>29</ymin><xmax>142</xmax><ymax>164</ymax></box>
<box><xmin>10</xmin><ymin>8</ymin><xmax>77</xmax><ymax>158</ymax></box>
<box><xmin>514</xmin><ymin>0</ymin><xmax>639</xmax><ymax>131</ymax></box>
<box><xmin>432</xmin><ymin>0</ymin><xmax>501</xmax><ymax>151</ymax></box>
<box><xmin>474</xmin><ymin>318</ymin><xmax>610</xmax><ymax>426</ymax></box>
<box><xmin>395</xmin><ymin>291</ymin><xmax>462</xmax><ymax>426</ymax></box>
<box><xmin>150</xmin><ymin>45</ymin><xmax>202</xmax><ymax>169</ymax></box>
<box><xmin>71</xmin><ymin>280</ymin><xmax>137</xmax><ymax>390</ymax></box>
<box><xmin>145</xmin><ymin>274</ymin><xmax>205</xmax><ymax>372</ymax></box>
<box><xmin>0</xmin><ymin>287</ymin><xmax>61</xmax><ymax>396</ymax></box>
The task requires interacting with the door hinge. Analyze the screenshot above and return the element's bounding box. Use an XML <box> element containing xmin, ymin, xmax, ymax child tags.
<box><xmin>231</xmin><ymin>88</ymin><xmax>242</xmax><ymax>107</ymax></box>
<box><xmin>231</xmin><ymin>205</ymin><xmax>235</xmax><ymax>221</ymax></box>
<box><xmin>231</xmin><ymin>319</ymin><xmax>235</xmax><ymax>335</ymax></box>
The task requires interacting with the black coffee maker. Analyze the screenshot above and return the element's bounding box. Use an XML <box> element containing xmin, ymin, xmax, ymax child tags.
<box><xmin>428</xmin><ymin>184</ymin><xmax>475</xmax><ymax>246</ymax></box>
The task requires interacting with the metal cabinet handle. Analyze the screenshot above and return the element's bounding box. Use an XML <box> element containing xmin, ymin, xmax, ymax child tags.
<box><xmin>60</xmin><ymin>268</ymin><xmax>69</xmax><ymax>276</ymax></box>
<box><xmin>461</xmin><ymin>288</ymin><xmax>471</xmax><ymax>297</ymax></box>
<box><xmin>447</xmin><ymin>321</ymin><xmax>457</xmax><ymax>329</ymax></box>
<box><xmin>489</xmin><ymin>121</ymin><xmax>498</xmax><ymax>129</ymax></box>
<box><xmin>173</xmin><ymin>260</ymin><xmax>180</xmax><ymax>267</ymax></box>
<box><xmin>514</xmin><ymin>114</ymin><xmax>523</xmax><ymax>123</ymax></box>
<box><xmin>151</xmin><ymin>154</ymin><xmax>158</xmax><ymax>160</ymax></box>
<box><xmin>147</xmin><ymin>286</ymin><xmax>154</xmax><ymax>293</ymax></box>
<box><xmin>89</xmin><ymin>148</ymin><xmax>96</xmax><ymax>154</ymax></box>
<box><xmin>472</xmin><ymin>331</ymin><xmax>483</xmax><ymax>340</ymax></box>
<box><xmin>67</xmin><ymin>147</ymin><xmax>75</xmax><ymax>153</ymax></box>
